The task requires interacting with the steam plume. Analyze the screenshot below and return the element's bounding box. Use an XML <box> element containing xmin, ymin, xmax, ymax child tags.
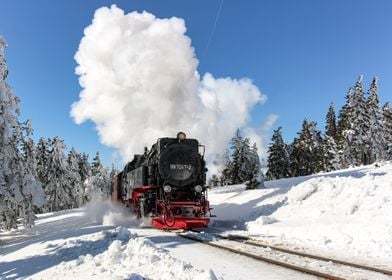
<box><xmin>71</xmin><ymin>5</ymin><xmax>266</xmax><ymax>165</ymax></box>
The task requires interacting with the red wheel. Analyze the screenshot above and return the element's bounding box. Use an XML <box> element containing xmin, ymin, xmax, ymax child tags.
<box><xmin>163</xmin><ymin>206</ymin><xmax>175</xmax><ymax>227</ymax></box>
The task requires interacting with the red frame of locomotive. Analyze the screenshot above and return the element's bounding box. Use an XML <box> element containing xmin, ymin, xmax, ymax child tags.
<box><xmin>111</xmin><ymin>180</ymin><xmax>210</xmax><ymax>230</ymax></box>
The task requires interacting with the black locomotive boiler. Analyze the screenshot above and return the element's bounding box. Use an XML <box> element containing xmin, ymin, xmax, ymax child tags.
<box><xmin>111</xmin><ymin>132</ymin><xmax>211</xmax><ymax>229</ymax></box>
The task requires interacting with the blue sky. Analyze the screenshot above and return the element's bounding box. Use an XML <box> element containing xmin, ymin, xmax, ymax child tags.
<box><xmin>1</xmin><ymin>0</ymin><xmax>392</xmax><ymax>167</ymax></box>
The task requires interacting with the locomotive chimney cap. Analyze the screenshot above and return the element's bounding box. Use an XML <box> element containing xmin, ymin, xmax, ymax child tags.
<box><xmin>177</xmin><ymin>131</ymin><xmax>186</xmax><ymax>141</ymax></box>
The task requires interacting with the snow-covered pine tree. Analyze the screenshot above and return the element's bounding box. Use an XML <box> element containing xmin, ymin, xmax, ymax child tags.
<box><xmin>21</xmin><ymin>121</ymin><xmax>37</xmax><ymax>178</ymax></box>
<box><xmin>0</xmin><ymin>36</ymin><xmax>44</xmax><ymax>230</ymax></box>
<box><xmin>350</xmin><ymin>76</ymin><xmax>371</xmax><ymax>165</ymax></box>
<box><xmin>323</xmin><ymin>136</ymin><xmax>341</xmax><ymax>172</ymax></box>
<box><xmin>77</xmin><ymin>153</ymin><xmax>90</xmax><ymax>204</ymax></box>
<box><xmin>208</xmin><ymin>174</ymin><xmax>220</xmax><ymax>187</ymax></box>
<box><xmin>245</xmin><ymin>142</ymin><xmax>262</xmax><ymax>189</ymax></box>
<box><xmin>44</xmin><ymin>137</ymin><xmax>72</xmax><ymax>212</ymax></box>
<box><xmin>221</xmin><ymin>129</ymin><xmax>262</xmax><ymax>187</ymax></box>
<box><xmin>266</xmin><ymin>127</ymin><xmax>290</xmax><ymax>180</ymax></box>
<box><xmin>218</xmin><ymin>149</ymin><xmax>231</xmax><ymax>186</ymax></box>
<box><xmin>325</xmin><ymin>103</ymin><xmax>337</xmax><ymax>140</ymax></box>
<box><xmin>336</xmin><ymin>87</ymin><xmax>355</xmax><ymax>168</ymax></box>
<box><xmin>323</xmin><ymin>103</ymin><xmax>343</xmax><ymax>172</ymax></box>
<box><xmin>240</xmin><ymin>137</ymin><xmax>251</xmax><ymax>183</ymax></box>
<box><xmin>67</xmin><ymin>148</ymin><xmax>84</xmax><ymax>208</ymax></box>
<box><xmin>366</xmin><ymin>77</ymin><xmax>385</xmax><ymax>163</ymax></box>
<box><xmin>0</xmin><ymin>35</ymin><xmax>21</xmax><ymax>230</ymax></box>
<box><xmin>78</xmin><ymin>153</ymin><xmax>90</xmax><ymax>184</ymax></box>
<box><xmin>36</xmin><ymin>137</ymin><xmax>50</xmax><ymax>187</ymax></box>
<box><xmin>109</xmin><ymin>164</ymin><xmax>118</xmax><ymax>182</ymax></box>
<box><xmin>383</xmin><ymin>102</ymin><xmax>392</xmax><ymax>160</ymax></box>
<box><xmin>85</xmin><ymin>152</ymin><xmax>111</xmax><ymax>200</ymax></box>
<box><xmin>228</xmin><ymin>129</ymin><xmax>244</xmax><ymax>184</ymax></box>
<box><xmin>290</xmin><ymin>119</ymin><xmax>324</xmax><ymax>176</ymax></box>
<box><xmin>109</xmin><ymin>164</ymin><xmax>118</xmax><ymax>195</ymax></box>
<box><xmin>309</xmin><ymin>123</ymin><xmax>326</xmax><ymax>173</ymax></box>
<box><xmin>20</xmin><ymin>120</ymin><xmax>45</xmax><ymax>226</ymax></box>
<box><xmin>91</xmin><ymin>152</ymin><xmax>102</xmax><ymax>177</ymax></box>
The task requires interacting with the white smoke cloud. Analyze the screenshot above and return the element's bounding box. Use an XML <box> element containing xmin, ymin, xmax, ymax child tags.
<box><xmin>71</xmin><ymin>5</ymin><xmax>267</xmax><ymax>165</ymax></box>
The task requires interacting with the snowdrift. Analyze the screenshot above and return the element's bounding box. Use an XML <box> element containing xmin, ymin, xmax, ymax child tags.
<box><xmin>0</xmin><ymin>208</ymin><xmax>215</xmax><ymax>280</ymax></box>
<box><xmin>35</xmin><ymin>227</ymin><xmax>212</xmax><ymax>280</ymax></box>
<box><xmin>209</xmin><ymin>161</ymin><xmax>392</xmax><ymax>263</ymax></box>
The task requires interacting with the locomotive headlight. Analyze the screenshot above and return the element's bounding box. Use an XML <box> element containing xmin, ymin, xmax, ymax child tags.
<box><xmin>194</xmin><ymin>185</ymin><xmax>203</xmax><ymax>193</ymax></box>
<box><xmin>163</xmin><ymin>185</ymin><xmax>172</xmax><ymax>193</ymax></box>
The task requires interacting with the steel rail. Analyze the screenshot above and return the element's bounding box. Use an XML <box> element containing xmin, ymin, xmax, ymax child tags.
<box><xmin>191</xmin><ymin>228</ymin><xmax>392</xmax><ymax>277</ymax></box>
<box><xmin>180</xmin><ymin>228</ymin><xmax>392</xmax><ymax>280</ymax></box>
<box><xmin>223</xmin><ymin>233</ymin><xmax>392</xmax><ymax>277</ymax></box>
<box><xmin>178</xmin><ymin>231</ymin><xmax>345</xmax><ymax>280</ymax></box>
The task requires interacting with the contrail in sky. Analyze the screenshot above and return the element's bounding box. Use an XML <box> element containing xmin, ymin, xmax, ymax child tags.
<box><xmin>202</xmin><ymin>0</ymin><xmax>224</xmax><ymax>61</ymax></box>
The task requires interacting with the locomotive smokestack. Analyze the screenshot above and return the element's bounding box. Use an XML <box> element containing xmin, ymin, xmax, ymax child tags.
<box><xmin>177</xmin><ymin>132</ymin><xmax>187</xmax><ymax>142</ymax></box>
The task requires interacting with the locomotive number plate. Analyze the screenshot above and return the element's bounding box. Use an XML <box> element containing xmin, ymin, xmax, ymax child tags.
<box><xmin>170</xmin><ymin>164</ymin><xmax>192</xmax><ymax>170</ymax></box>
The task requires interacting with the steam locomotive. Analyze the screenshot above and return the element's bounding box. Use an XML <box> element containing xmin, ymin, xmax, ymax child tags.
<box><xmin>111</xmin><ymin>132</ymin><xmax>211</xmax><ymax>229</ymax></box>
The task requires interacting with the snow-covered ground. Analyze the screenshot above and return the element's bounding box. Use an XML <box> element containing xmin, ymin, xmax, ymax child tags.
<box><xmin>0</xmin><ymin>202</ymin><xmax>313</xmax><ymax>279</ymax></box>
<box><xmin>2</xmin><ymin>161</ymin><xmax>391</xmax><ymax>279</ymax></box>
<box><xmin>0</xmin><ymin>208</ymin><xmax>213</xmax><ymax>280</ymax></box>
<box><xmin>210</xmin><ymin>161</ymin><xmax>392</xmax><ymax>267</ymax></box>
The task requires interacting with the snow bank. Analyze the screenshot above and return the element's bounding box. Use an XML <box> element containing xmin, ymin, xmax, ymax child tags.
<box><xmin>209</xmin><ymin>162</ymin><xmax>392</xmax><ymax>263</ymax></box>
<box><xmin>1</xmin><ymin>208</ymin><xmax>218</xmax><ymax>280</ymax></box>
<box><xmin>35</xmin><ymin>227</ymin><xmax>214</xmax><ymax>280</ymax></box>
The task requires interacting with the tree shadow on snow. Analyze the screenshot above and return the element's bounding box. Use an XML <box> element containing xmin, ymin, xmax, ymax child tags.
<box><xmin>0</xmin><ymin>229</ymin><xmax>120</xmax><ymax>280</ymax></box>
<box><xmin>211</xmin><ymin>187</ymin><xmax>290</xmax><ymax>230</ymax></box>
<box><xmin>0</xmin><ymin>218</ymin><xmax>114</xmax><ymax>255</ymax></box>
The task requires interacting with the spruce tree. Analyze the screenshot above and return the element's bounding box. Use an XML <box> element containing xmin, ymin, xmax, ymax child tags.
<box><xmin>78</xmin><ymin>153</ymin><xmax>90</xmax><ymax>184</ymax></box>
<box><xmin>208</xmin><ymin>174</ymin><xmax>220</xmax><ymax>187</ymax></box>
<box><xmin>350</xmin><ymin>75</ymin><xmax>370</xmax><ymax>165</ymax></box>
<box><xmin>336</xmin><ymin>87</ymin><xmax>354</xmax><ymax>150</ymax></box>
<box><xmin>219</xmin><ymin>130</ymin><xmax>263</xmax><ymax>188</ymax></box>
<box><xmin>21</xmin><ymin>121</ymin><xmax>37</xmax><ymax>177</ymax></box>
<box><xmin>85</xmin><ymin>152</ymin><xmax>111</xmax><ymax>200</ymax></box>
<box><xmin>110</xmin><ymin>164</ymin><xmax>118</xmax><ymax>179</ymax></box>
<box><xmin>336</xmin><ymin>87</ymin><xmax>355</xmax><ymax>168</ymax></box>
<box><xmin>383</xmin><ymin>102</ymin><xmax>392</xmax><ymax>160</ymax></box>
<box><xmin>91</xmin><ymin>152</ymin><xmax>102</xmax><ymax>176</ymax></box>
<box><xmin>219</xmin><ymin>149</ymin><xmax>231</xmax><ymax>186</ymax></box>
<box><xmin>245</xmin><ymin>143</ymin><xmax>262</xmax><ymax>189</ymax></box>
<box><xmin>323</xmin><ymin>136</ymin><xmax>341</xmax><ymax>172</ymax></box>
<box><xmin>20</xmin><ymin>120</ymin><xmax>45</xmax><ymax>225</ymax></box>
<box><xmin>290</xmin><ymin>119</ymin><xmax>324</xmax><ymax>176</ymax></box>
<box><xmin>240</xmin><ymin>137</ymin><xmax>252</xmax><ymax>183</ymax></box>
<box><xmin>228</xmin><ymin>129</ymin><xmax>244</xmax><ymax>184</ymax></box>
<box><xmin>0</xmin><ymin>36</ymin><xmax>44</xmax><ymax>229</ymax></box>
<box><xmin>67</xmin><ymin>148</ymin><xmax>84</xmax><ymax>208</ymax></box>
<box><xmin>325</xmin><ymin>103</ymin><xmax>337</xmax><ymax>139</ymax></box>
<box><xmin>366</xmin><ymin>77</ymin><xmax>385</xmax><ymax>162</ymax></box>
<box><xmin>44</xmin><ymin>137</ymin><xmax>71</xmax><ymax>212</ymax></box>
<box><xmin>336</xmin><ymin>77</ymin><xmax>372</xmax><ymax>167</ymax></box>
<box><xmin>324</xmin><ymin>104</ymin><xmax>341</xmax><ymax>171</ymax></box>
<box><xmin>0</xmin><ymin>36</ymin><xmax>21</xmax><ymax>229</ymax></box>
<box><xmin>266</xmin><ymin>127</ymin><xmax>290</xmax><ymax>180</ymax></box>
<box><xmin>36</xmin><ymin>137</ymin><xmax>50</xmax><ymax>186</ymax></box>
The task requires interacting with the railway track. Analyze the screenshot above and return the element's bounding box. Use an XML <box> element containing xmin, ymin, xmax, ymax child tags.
<box><xmin>177</xmin><ymin>228</ymin><xmax>392</xmax><ymax>280</ymax></box>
